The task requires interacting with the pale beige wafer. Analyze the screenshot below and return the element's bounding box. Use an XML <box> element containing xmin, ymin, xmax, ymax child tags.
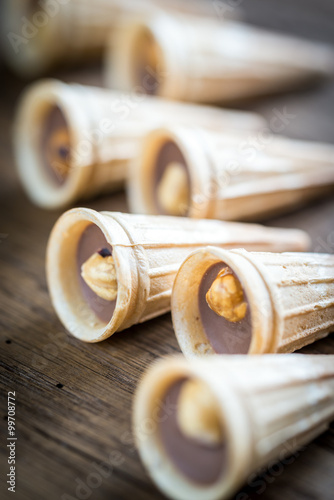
<box><xmin>2</xmin><ymin>0</ymin><xmax>227</xmax><ymax>78</ymax></box>
<box><xmin>172</xmin><ymin>247</ymin><xmax>334</xmax><ymax>357</ymax></box>
<box><xmin>46</xmin><ymin>209</ymin><xmax>309</xmax><ymax>342</ymax></box>
<box><xmin>2</xmin><ymin>0</ymin><xmax>153</xmax><ymax>77</ymax></box>
<box><xmin>128</xmin><ymin>126</ymin><xmax>334</xmax><ymax>220</ymax></box>
<box><xmin>107</xmin><ymin>12</ymin><xmax>334</xmax><ymax>102</ymax></box>
<box><xmin>134</xmin><ymin>354</ymin><xmax>334</xmax><ymax>500</ymax></box>
<box><xmin>14</xmin><ymin>79</ymin><xmax>265</xmax><ymax>210</ymax></box>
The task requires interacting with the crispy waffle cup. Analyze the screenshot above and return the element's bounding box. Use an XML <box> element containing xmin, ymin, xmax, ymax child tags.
<box><xmin>133</xmin><ymin>354</ymin><xmax>334</xmax><ymax>500</ymax></box>
<box><xmin>172</xmin><ymin>247</ymin><xmax>334</xmax><ymax>357</ymax></box>
<box><xmin>107</xmin><ymin>12</ymin><xmax>334</xmax><ymax>102</ymax></box>
<box><xmin>46</xmin><ymin>209</ymin><xmax>309</xmax><ymax>342</ymax></box>
<box><xmin>2</xmin><ymin>0</ymin><xmax>159</xmax><ymax>77</ymax></box>
<box><xmin>14</xmin><ymin>79</ymin><xmax>265</xmax><ymax>210</ymax></box>
<box><xmin>2</xmin><ymin>0</ymin><xmax>233</xmax><ymax>78</ymax></box>
<box><xmin>129</xmin><ymin>126</ymin><xmax>334</xmax><ymax>220</ymax></box>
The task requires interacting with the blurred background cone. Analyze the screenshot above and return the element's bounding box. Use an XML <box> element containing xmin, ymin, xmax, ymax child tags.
<box><xmin>1</xmin><ymin>0</ymin><xmax>232</xmax><ymax>78</ymax></box>
<box><xmin>1</xmin><ymin>0</ymin><xmax>157</xmax><ymax>77</ymax></box>
<box><xmin>14</xmin><ymin>79</ymin><xmax>266</xmax><ymax>210</ymax></box>
<box><xmin>128</xmin><ymin>126</ymin><xmax>334</xmax><ymax>221</ymax></box>
<box><xmin>106</xmin><ymin>12</ymin><xmax>334</xmax><ymax>102</ymax></box>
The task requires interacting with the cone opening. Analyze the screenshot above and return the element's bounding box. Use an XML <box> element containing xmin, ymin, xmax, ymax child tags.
<box><xmin>154</xmin><ymin>139</ymin><xmax>191</xmax><ymax>216</ymax></box>
<box><xmin>40</xmin><ymin>105</ymin><xmax>71</xmax><ymax>186</ymax></box>
<box><xmin>134</xmin><ymin>359</ymin><xmax>242</xmax><ymax>500</ymax></box>
<box><xmin>47</xmin><ymin>209</ymin><xmax>133</xmax><ymax>342</ymax></box>
<box><xmin>77</xmin><ymin>224</ymin><xmax>117</xmax><ymax>325</ymax></box>
<box><xmin>172</xmin><ymin>249</ymin><xmax>262</xmax><ymax>357</ymax></box>
<box><xmin>137</xmin><ymin>130</ymin><xmax>192</xmax><ymax>217</ymax></box>
<box><xmin>16</xmin><ymin>96</ymin><xmax>74</xmax><ymax>202</ymax></box>
<box><xmin>158</xmin><ymin>377</ymin><xmax>228</xmax><ymax>486</ymax></box>
<box><xmin>15</xmin><ymin>82</ymin><xmax>93</xmax><ymax>209</ymax></box>
<box><xmin>129</xmin><ymin>26</ymin><xmax>164</xmax><ymax>95</ymax></box>
<box><xmin>198</xmin><ymin>262</ymin><xmax>252</xmax><ymax>355</ymax></box>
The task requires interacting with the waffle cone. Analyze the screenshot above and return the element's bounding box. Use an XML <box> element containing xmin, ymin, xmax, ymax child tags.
<box><xmin>14</xmin><ymin>79</ymin><xmax>265</xmax><ymax>210</ymax></box>
<box><xmin>2</xmin><ymin>0</ymin><xmax>158</xmax><ymax>77</ymax></box>
<box><xmin>46</xmin><ymin>209</ymin><xmax>309</xmax><ymax>342</ymax></box>
<box><xmin>129</xmin><ymin>126</ymin><xmax>334</xmax><ymax>220</ymax></box>
<box><xmin>107</xmin><ymin>13</ymin><xmax>334</xmax><ymax>102</ymax></box>
<box><xmin>134</xmin><ymin>354</ymin><xmax>334</xmax><ymax>500</ymax></box>
<box><xmin>3</xmin><ymin>0</ymin><xmax>233</xmax><ymax>78</ymax></box>
<box><xmin>172</xmin><ymin>247</ymin><xmax>334</xmax><ymax>357</ymax></box>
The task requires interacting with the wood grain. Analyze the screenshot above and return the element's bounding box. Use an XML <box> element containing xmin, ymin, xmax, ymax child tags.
<box><xmin>0</xmin><ymin>1</ymin><xmax>334</xmax><ymax>499</ymax></box>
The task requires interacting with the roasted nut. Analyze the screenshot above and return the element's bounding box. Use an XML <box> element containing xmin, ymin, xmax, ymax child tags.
<box><xmin>177</xmin><ymin>379</ymin><xmax>223</xmax><ymax>446</ymax></box>
<box><xmin>206</xmin><ymin>268</ymin><xmax>247</xmax><ymax>322</ymax></box>
<box><xmin>46</xmin><ymin>127</ymin><xmax>71</xmax><ymax>180</ymax></box>
<box><xmin>81</xmin><ymin>252</ymin><xmax>117</xmax><ymax>301</ymax></box>
<box><xmin>157</xmin><ymin>162</ymin><xmax>189</xmax><ymax>216</ymax></box>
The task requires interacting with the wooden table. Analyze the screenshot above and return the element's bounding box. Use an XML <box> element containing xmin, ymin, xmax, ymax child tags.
<box><xmin>1</xmin><ymin>1</ymin><xmax>334</xmax><ymax>499</ymax></box>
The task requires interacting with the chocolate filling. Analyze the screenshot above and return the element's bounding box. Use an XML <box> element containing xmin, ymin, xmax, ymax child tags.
<box><xmin>77</xmin><ymin>224</ymin><xmax>116</xmax><ymax>324</ymax></box>
<box><xmin>153</xmin><ymin>140</ymin><xmax>190</xmax><ymax>215</ymax></box>
<box><xmin>158</xmin><ymin>379</ymin><xmax>227</xmax><ymax>485</ymax></box>
<box><xmin>198</xmin><ymin>262</ymin><xmax>252</xmax><ymax>354</ymax></box>
<box><xmin>41</xmin><ymin>106</ymin><xmax>71</xmax><ymax>186</ymax></box>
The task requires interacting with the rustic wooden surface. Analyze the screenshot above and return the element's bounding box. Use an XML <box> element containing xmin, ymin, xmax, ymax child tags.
<box><xmin>1</xmin><ymin>1</ymin><xmax>334</xmax><ymax>499</ymax></box>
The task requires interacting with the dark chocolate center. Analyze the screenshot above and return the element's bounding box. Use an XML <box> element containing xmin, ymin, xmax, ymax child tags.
<box><xmin>154</xmin><ymin>140</ymin><xmax>190</xmax><ymax>216</ymax></box>
<box><xmin>198</xmin><ymin>262</ymin><xmax>252</xmax><ymax>354</ymax></box>
<box><xmin>158</xmin><ymin>379</ymin><xmax>227</xmax><ymax>485</ymax></box>
<box><xmin>77</xmin><ymin>224</ymin><xmax>116</xmax><ymax>324</ymax></box>
<box><xmin>41</xmin><ymin>106</ymin><xmax>71</xmax><ymax>186</ymax></box>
